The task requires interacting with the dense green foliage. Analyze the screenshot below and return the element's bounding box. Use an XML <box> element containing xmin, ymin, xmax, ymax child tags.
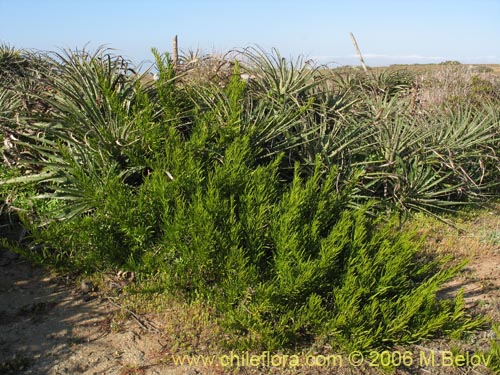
<box><xmin>1</xmin><ymin>45</ymin><xmax>498</xmax><ymax>353</ymax></box>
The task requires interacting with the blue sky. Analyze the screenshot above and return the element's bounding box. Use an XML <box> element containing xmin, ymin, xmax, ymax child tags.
<box><xmin>1</xmin><ymin>0</ymin><xmax>499</xmax><ymax>67</ymax></box>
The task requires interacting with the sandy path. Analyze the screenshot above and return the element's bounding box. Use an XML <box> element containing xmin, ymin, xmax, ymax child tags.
<box><xmin>0</xmin><ymin>249</ymin><xmax>187</xmax><ymax>375</ymax></box>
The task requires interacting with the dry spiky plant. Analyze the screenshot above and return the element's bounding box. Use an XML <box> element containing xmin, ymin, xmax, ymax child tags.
<box><xmin>175</xmin><ymin>48</ymin><xmax>237</xmax><ymax>86</ymax></box>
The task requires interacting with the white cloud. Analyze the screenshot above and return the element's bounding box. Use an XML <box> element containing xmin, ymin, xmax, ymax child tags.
<box><xmin>363</xmin><ymin>53</ymin><xmax>446</xmax><ymax>60</ymax></box>
<box><xmin>309</xmin><ymin>53</ymin><xmax>500</xmax><ymax>66</ymax></box>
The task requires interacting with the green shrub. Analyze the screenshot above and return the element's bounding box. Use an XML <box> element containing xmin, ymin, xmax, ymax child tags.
<box><xmin>21</xmin><ymin>135</ymin><xmax>480</xmax><ymax>351</ymax></box>
<box><xmin>0</xmin><ymin>46</ymin><xmax>488</xmax><ymax>354</ymax></box>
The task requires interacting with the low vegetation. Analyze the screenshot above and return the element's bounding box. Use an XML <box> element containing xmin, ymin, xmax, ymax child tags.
<box><xmin>1</xmin><ymin>44</ymin><xmax>500</xmax><ymax>369</ymax></box>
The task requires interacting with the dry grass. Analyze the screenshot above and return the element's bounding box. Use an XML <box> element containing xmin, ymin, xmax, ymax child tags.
<box><xmin>412</xmin><ymin>202</ymin><xmax>500</xmax><ymax>257</ymax></box>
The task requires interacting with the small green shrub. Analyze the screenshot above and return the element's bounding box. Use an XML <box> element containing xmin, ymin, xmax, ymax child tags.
<box><xmin>470</xmin><ymin>75</ymin><xmax>499</xmax><ymax>100</ymax></box>
<box><xmin>440</xmin><ymin>60</ymin><xmax>461</xmax><ymax>65</ymax></box>
<box><xmin>470</xmin><ymin>65</ymin><xmax>493</xmax><ymax>73</ymax></box>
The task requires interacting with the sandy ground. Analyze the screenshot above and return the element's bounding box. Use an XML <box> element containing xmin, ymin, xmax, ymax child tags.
<box><xmin>0</xmin><ymin>248</ymin><xmax>194</xmax><ymax>375</ymax></box>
